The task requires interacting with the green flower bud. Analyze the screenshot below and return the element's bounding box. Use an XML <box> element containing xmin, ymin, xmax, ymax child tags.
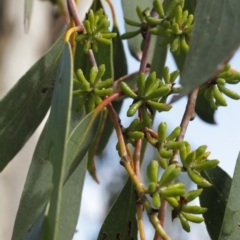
<box><xmin>76</xmin><ymin>69</ymin><xmax>91</xmax><ymax>91</ymax></box>
<box><xmin>120</xmin><ymin>82</ymin><xmax>138</xmax><ymax>99</ymax></box>
<box><xmin>158</xmin><ymin>122</ymin><xmax>167</xmax><ymax>144</ymax></box>
<box><xmin>181</xmin><ymin>212</ymin><xmax>204</xmax><ymax>223</ymax></box>
<box><xmin>145</xmin><ymin>17</ymin><xmax>163</xmax><ymax>25</ymax></box>
<box><xmin>86</xmin><ymin>96</ymin><xmax>96</xmax><ymax>113</ymax></box>
<box><xmin>159</xmin><ymin>164</ymin><xmax>181</xmax><ymax>188</ymax></box>
<box><xmin>187</xmin><ymin>168</ymin><xmax>212</xmax><ymax>187</ymax></box>
<box><xmin>147</xmin><ymin>160</ymin><xmax>159</xmax><ymax>183</ymax></box>
<box><xmin>91</xmin><ymin>93</ymin><xmax>102</xmax><ymax>105</ymax></box>
<box><xmin>165</xmin><ymin>197</ymin><xmax>179</xmax><ymax>208</ymax></box>
<box><xmin>181</xmin><ymin>205</ymin><xmax>207</xmax><ymax>214</ymax></box>
<box><xmin>170</xmin><ymin>70</ymin><xmax>180</xmax><ymax>83</ymax></box>
<box><xmin>144</xmin><ymin>72</ymin><xmax>157</xmax><ymax>96</ymax></box>
<box><xmin>124</xmin><ymin>17</ymin><xmax>142</xmax><ymax>27</ymax></box>
<box><xmin>183</xmin><ymin>150</ymin><xmax>196</xmax><ymax>168</ymax></box>
<box><xmin>180</xmin><ymin>35</ymin><xmax>189</xmax><ymax>53</ymax></box>
<box><xmin>153</xmin><ymin>0</ymin><xmax>165</xmax><ymax>18</ymax></box>
<box><xmin>137</xmin><ymin>73</ymin><xmax>145</xmax><ymax>98</ymax></box>
<box><xmin>166</xmin><ymin>126</ymin><xmax>181</xmax><ymax>141</ymax></box>
<box><xmin>121</xmin><ymin>29</ymin><xmax>141</xmax><ymax>39</ymax></box>
<box><xmin>148</xmin><ymin>182</ymin><xmax>158</xmax><ymax>194</ymax></box>
<box><xmin>185</xmin><ymin>189</ymin><xmax>203</xmax><ymax>203</ymax></box>
<box><xmin>172</xmin><ymin>23</ymin><xmax>182</xmax><ymax>35</ymax></box>
<box><xmin>192</xmin><ymin>159</ymin><xmax>219</xmax><ymax>171</ymax></box>
<box><xmin>95</xmin><ymin>78</ymin><xmax>113</xmax><ymax>89</ymax></box>
<box><xmin>158</xmin><ymin>158</ymin><xmax>168</xmax><ymax>169</ymax></box>
<box><xmin>127</xmin><ymin>100</ymin><xmax>143</xmax><ymax>116</ymax></box>
<box><xmin>218</xmin><ymin>84</ymin><xmax>240</xmax><ymax>100</ymax></box>
<box><xmin>160</xmin><ymin>187</ymin><xmax>185</xmax><ymax>198</ymax></box>
<box><xmin>94</xmin><ymin>88</ymin><xmax>113</xmax><ymax>97</ymax></box>
<box><xmin>152</xmin><ymin>192</ymin><xmax>161</xmax><ymax>208</ymax></box>
<box><xmin>144</xmin><ymin>85</ymin><xmax>171</xmax><ymax>100</ymax></box>
<box><xmin>179</xmin><ymin>213</ymin><xmax>190</xmax><ymax>232</ymax></box>
<box><xmin>213</xmin><ymin>85</ymin><xmax>227</xmax><ymax>106</ymax></box>
<box><xmin>195</xmin><ymin>145</ymin><xmax>207</xmax><ymax>159</ymax></box>
<box><xmin>142</xmin><ymin>106</ymin><xmax>152</xmax><ymax>128</ymax></box>
<box><xmin>159</xmin><ymin>147</ymin><xmax>173</xmax><ymax>159</ymax></box>
<box><xmin>147</xmin><ymin>100</ymin><xmax>172</xmax><ymax>112</ymax></box>
<box><xmin>127</xmin><ymin>131</ymin><xmax>144</xmax><ymax>139</ymax></box>
<box><xmin>165</xmin><ymin>141</ymin><xmax>186</xmax><ymax>150</ymax></box>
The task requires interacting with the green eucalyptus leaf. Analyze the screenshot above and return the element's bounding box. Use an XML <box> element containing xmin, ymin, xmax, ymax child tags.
<box><xmin>42</xmin><ymin>42</ymin><xmax>73</xmax><ymax>240</ymax></box>
<box><xmin>0</xmin><ymin>36</ymin><xmax>64</xmax><ymax>172</ymax></box>
<box><xmin>12</xmin><ymin>124</ymin><xmax>53</xmax><ymax>240</ymax></box>
<box><xmin>97</xmin><ymin>178</ymin><xmax>138</xmax><ymax>240</ymax></box>
<box><xmin>199</xmin><ymin>166</ymin><xmax>232</xmax><ymax>240</ymax></box>
<box><xmin>195</xmin><ymin>92</ymin><xmax>216</xmax><ymax>124</ymax></box>
<box><xmin>57</xmin><ymin>156</ymin><xmax>87</xmax><ymax>240</ymax></box>
<box><xmin>151</xmin><ymin>36</ymin><xmax>168</xmax><ymax>78</ymax></box>
<box><xmin>219</xmin><ymin>153</ymin><xmax>240</xmax><ymax>240</ymax></box>
<box><xmin>179</xmin><ymin>0</ymin><xmax>240</xmax><ymax>97</ymax></box>
<box><xmin>64</xmin><ymin>110</ymin><xmax>102</xmax><ymax>183</ymax></box>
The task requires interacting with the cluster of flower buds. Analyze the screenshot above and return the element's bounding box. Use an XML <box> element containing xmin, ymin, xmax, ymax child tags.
<box><xmin>156</xmin><ymin>122</ymin><xmax>219</xmax><ymax>186</ymax></box>
<box><xmin>149</xmin><ymin>0</ymin><xmax>194</xmax><ymax>54</ymax></box>
<box><xmin>122</xmin><ymin>0</ymin><xmax>194</xmax><ymax>55</ymax></box>
<box><xmin>146</xmin><ymin>159</ymin><xmax>207</xmax><ymax>232</ymax></box>
<box><xmin>75</xmin><ymin>9</ymin><xmax>117</xmax><ymax>53</ymax></box>
<box><xmin>200</xmin><ymin>63</ymin><xmax>240</xmax><ymax>109</ymax></box>
<box><xmin>146</xmin><ymin>160</ymin><xmax>183</xmax><ymax>208</ymax></box>
<box><xmin>120</xmin><ymin>69</ymin><xmax>180</xmax><ymax>125</ymax></box>
<box><xmin>172</xmin><ymin>189</ymin><xmax>207</xmax><ymax>232</ymax></box>
<box><xmin>73</xmin><ymin>64</ymin><xmax>113</xmax><ymax>113</ymax></box>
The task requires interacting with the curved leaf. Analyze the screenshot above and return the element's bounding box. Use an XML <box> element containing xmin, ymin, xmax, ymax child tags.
<box><xmin>179</xmin><ymin>0</ymin><xmax>240</xmax><ymax>96</ymax></box>
<box><xmin>151</xmin><ymin>36</ymin><xmax>167</xmax><ymax>78</ymax></box>
<box><xmin>64</xmin><ymin>110</ymin><xmax>102</xmax><ymax>183</ymax></box>
<box><xmin>219</xmin><ymin>153</ymin><xmax>240</xmax><ymax>240</ymax></box>
<box><xmin>199</xmin><ymin>166</ymin><xmax>232</xmax><ymax>240</ymax></box>
<box><xmin>97</xmin><ymin>178</ymin><xmax>138</xmax><ymax>240</ymax></box>
<box><xmin>42</xmin><ymin>42</ymin><xmax>73</xmax><ymax>240</ymax></box>
<box><xmin>195</xmin><ymin>92</ymin><xmax>216</xmax><ymax>124</ymax></box>
<box><xmin>0</xmin><ymin>36</ymin><xmax>64</xmax><ymax>172</ymax></box>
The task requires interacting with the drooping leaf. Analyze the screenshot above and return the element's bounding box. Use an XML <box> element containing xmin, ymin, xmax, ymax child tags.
<box><xmin>151</xmin><ymin>36</ymin><xmax>168</xmax><ymax>78</ymax></box>
<box><xmin>97</xmin><ymin>178</ymin><xmax>138</xmax><ymax>240</ymax></box>
<box><xmin>218</xmin><ymin>153</ymin><xmax>240</xmax><ymax>239</ymax></box>
<box><xmin>0</xmin><ymin>36</ymin><xmax>64</xmax><ymax>172</ymax></box>
<box><xmin>199</xmin><ymin>166</ymin><xmax>232</xmax><ymax>240</ymax></box>
<box><xmin>12</xmin><ymin>125</ymin><xmax>53</xmax><ymax>240</ymax></box>
<box><xmin>195</xmin><ymin>92</ymin><xmax>216</xmax><ymax>124</ymax></box>
<box><xmin>179</xmin><ymin>0</ymin><xmax>240</xmax><ymax>96</ymax></box>
<box><xmin>64</xmin><ymin>110</ymin><xmax>102</xmax><ymax>183</ymax></box>
<box><xmin>42</xmin><ymin>42</ymin><xmax>73</xmax><ymax>240</ymax></box>
<box><xmin>24</xmin><ymin>0</ymin><xmax>34</xmax><ymax>32</ymax></box>
<box><xmin>57</xmin><ymin>156</ymin><xmax>88</xmax><ymax>240</ymax></box>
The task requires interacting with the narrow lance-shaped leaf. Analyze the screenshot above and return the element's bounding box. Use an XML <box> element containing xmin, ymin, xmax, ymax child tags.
<box><xmin>179</xmin><ymin>0</ymin><xmax>240</xmax><ymax>97</ymax></box>
<box><xmin>218</xmin><ymin>153</ymin><xmax>240</xmax><ymax>240</ymax></box>
<box><xmin>0</xmin><ymin>35</ymin><xmax>64</xmax><ymax>172</ymax></box>
<box><xmin>199</xmin><ymin>166</ymin><xmax>232</xmax><ymax>240</ymax></box>
<box><xmin>97</xmin><ymin>179</ymin><xmax>138</xmax><ymax>240</ymax></box>
<box><xmin>42</xmin><ymin>42</ymin><xmax>73</xmax><ymax>240</ymax></box>
<box><xmin>11</xmin><ymin>124</ymin><xmax>53</xmax><ymax>240</ymax></box>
